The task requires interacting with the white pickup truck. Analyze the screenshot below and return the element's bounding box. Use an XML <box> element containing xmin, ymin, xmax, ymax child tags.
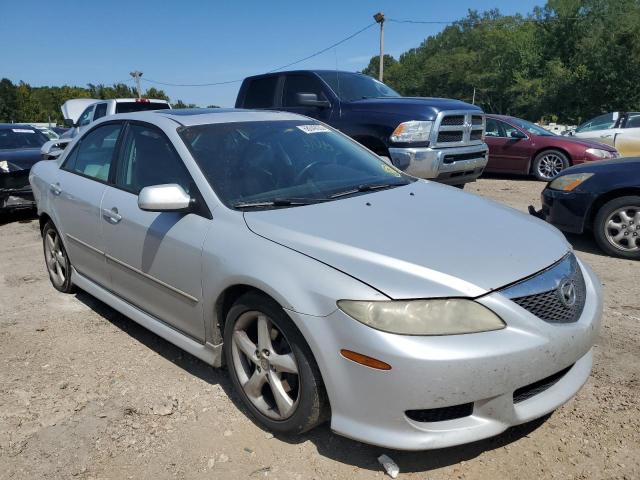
<box><xmin>41</xmin><ymin>98</ymin><xmax>171</xmax><ymax>159</ymax></box>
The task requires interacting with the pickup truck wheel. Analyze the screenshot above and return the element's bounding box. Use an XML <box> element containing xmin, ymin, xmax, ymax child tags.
<box><xmin>224</xmin><ymin>292</ymin><xmax>329</xmax><ymax>435</ymax></box>
<box><xmin>42</xmin><ymin>222</ymin><xmax>76</xmax><ymax>293</ymax></box>
<box><xmin>594</xmin><ymin>196</ymin><xmax>640</xmax><ymax>259</ymax></box>
<box><xmin>533</xmin><ymin>150</ymin><xmax>570</xmax><ymax>181</ymax></box>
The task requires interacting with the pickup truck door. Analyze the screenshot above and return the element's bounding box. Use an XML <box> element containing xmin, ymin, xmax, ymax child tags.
<box><xmin>484</xmin><ymin>118</ymin><xmax>531</xmax><ymax>173</ymax></box>
<box><xmin>53</xmin><ymin>122</ymin><xmax>124</xmax><ymax>288</ymax></box>
<box><xmin>100</xmin><ymin>122</ymin><xmax>209</xmax><ymax>341</ymax></box>
<box><xmin>614</xmin><ymin>112</ymin><xmax>640</xmax><ymax>156</ymax></box>
<box><xmin>280</xmin><ymin>74</ymin><xmax>334</xmax><ymax>123</ymax></box>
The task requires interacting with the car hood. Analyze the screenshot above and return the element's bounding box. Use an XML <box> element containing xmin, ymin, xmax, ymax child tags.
<box><xmin>348</xmin><ymin>97</ymin><xmax>481</xmax><ymax>121</ymax></box>
<box><xmin>0</xmin><ymin>148</ymin><xmax>42</xmax><ymax>171</ymax></box>
<box><xmin>244</xmin><ymin>181</ymin><xmax>570</xmax><ymax>299</ymax></box>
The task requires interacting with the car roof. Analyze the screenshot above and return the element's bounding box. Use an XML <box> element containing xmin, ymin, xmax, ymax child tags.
<box><xmin>105</xmin><ymin>108</ymin><xmax>310</xmax><ymax>127</ymax></box>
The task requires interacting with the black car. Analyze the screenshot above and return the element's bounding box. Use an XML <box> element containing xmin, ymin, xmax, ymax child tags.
<box><xmin>0</xmin><ymin>124</ymin><xmax>49</xmax><ymax>212</ymax></box>
<box><xmin>531</xmin><ymin>157</ymin><xmax>640</xmax><ymax>259</ymax></box>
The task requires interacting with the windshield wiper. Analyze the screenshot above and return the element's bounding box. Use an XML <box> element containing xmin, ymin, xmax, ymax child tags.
<box><xmin>329</xmin><ymin>182</ymin><xmax>410</xmax><ymax>199</ymax></box>
<box><xmin>232</xmin><ymin>198</ymin><xmax>325</xmax><ymax>210</ymax></box>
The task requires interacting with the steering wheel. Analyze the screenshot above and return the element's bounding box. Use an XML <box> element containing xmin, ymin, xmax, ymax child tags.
<box><xmin>294</xmin><ymin>161</ymin><xmax>324</xmax><ymax>184</ymax></box>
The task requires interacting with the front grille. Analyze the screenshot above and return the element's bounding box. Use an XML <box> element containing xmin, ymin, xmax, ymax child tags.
<box><xmin>441</xmin><ymin>115</ymin><xmax>465</xmax><ymax>126</ymax></box>
<box><xmin>437</xmin><ymin>131</ymin><xmax>463</xmax><ymax>143</ymax></box>
<box><xmin>500</xmin><ymin>254</ymin><xmax>586</xmax><ymax>324</ymax></box>
<box><xmin>513</xmin><ymin>365</ymin><xmax>573</xmax><ymax>403</ymax></box>
<box><xmin>406</xmin><ymin>402</ymin><xmax>474</xmax><ymax>422</ymax></box>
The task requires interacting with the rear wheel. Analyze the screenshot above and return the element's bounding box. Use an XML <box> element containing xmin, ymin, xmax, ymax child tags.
<box><xmin>42</xmin><ymin>222</ymin><xmax>76</xmax><ymax>293</ymax></box>
<box><xmin>593</xmin><ymin>196</ymin><xmax>640</xmax><ymax>259</ymax></box>
<box><xmin>533</xmin><ymin>150</ymin><xmax>570</xmax><ymax>181</ymax></box>
<box><xmin>223</xmin><ymin>292</ymin><xmax>328</xmax><ymax>434</ymax></box>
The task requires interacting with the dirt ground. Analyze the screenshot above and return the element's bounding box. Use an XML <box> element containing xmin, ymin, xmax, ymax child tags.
<box><xmin>0</xmin><ymin>177</ymin><xmax>638</xmax><ymax>480</ymax></box>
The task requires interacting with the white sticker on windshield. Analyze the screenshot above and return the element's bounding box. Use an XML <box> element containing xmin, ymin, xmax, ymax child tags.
<box><xmin>12</xmin><ymin>128</ymin><xmax>35</xmax><ymax>133</ymax></box>
<box><xmin>297</xmin><ymin>124</ymin><xmax>330</xmax><ymax>134</ymax></box>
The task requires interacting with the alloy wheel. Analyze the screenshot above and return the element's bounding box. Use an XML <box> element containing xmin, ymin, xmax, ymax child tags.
<box><xmin>604</xmin><ymin>206</ymin><xmax>640</xmax><ymax>252</ymax></box>
<box><xmin>44</xmin><ymin>228</ymin><xmax>67</xmax><ymax>287</ymax></box>
<box><xmin>231</xmin><ymin>311</ymin><xmax>300</xmax><ymax>420</ymax></box>
<box><xmin>537</xmin><ymin>153</ymin><xmax>565</xmax><ymax>180</ymax></box>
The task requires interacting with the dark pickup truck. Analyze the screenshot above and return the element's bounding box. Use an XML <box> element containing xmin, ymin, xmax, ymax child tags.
<box><xmin>235</xmin><ymin>70</ymin><xmax>488</xmax><ymax>186</ymax></box>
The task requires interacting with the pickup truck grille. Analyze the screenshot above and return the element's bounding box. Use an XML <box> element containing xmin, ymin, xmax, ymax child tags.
<box><xmin>433</xmin><ymin>112</ymin><xmax>485</xmax><ymax>147</ymax></box>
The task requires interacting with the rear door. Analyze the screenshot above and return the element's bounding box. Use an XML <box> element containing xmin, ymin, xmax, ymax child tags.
<box><xmin>615</xmin><ymin>112</ymin><xmax>640</xmax><ymax>156</ymax></box>
<box><xmin>53</xmin><ymin>122</ymin><xmax>124</xmax><ymax>287</ymax></box>
<box><xmin>281</xmin><ymin>73</ymin><xmax>333</xmax><ymax>123</ymax></box>
<box><xmin>484</xmin><ymin>118</ymin><xmax>531</xmax><ymax>173</ymax></box>
<box><xmin>101</xmin><ymin>122</ymin><xmax>210</xmax><ymax>340</ymax></box>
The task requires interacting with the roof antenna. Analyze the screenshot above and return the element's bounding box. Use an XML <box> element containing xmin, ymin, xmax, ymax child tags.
<box><xmin>334</xmin><ymin>47</ymin><xmax>342</xmax><ymax>117</ymax></box>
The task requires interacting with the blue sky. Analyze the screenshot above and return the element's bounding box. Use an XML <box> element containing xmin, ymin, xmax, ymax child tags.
<box><xmin>3</xmin><ymin>0</ymin><xmax>543</xmax><ymax>107</ymax></box>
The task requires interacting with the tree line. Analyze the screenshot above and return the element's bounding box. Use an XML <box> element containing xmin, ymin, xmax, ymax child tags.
<box><xmin>0</xmin><ymin>79</ymin><xmax>216</xmax><ymax>123</ymax></box>
<box><xmin>362</xmin><ymin>0</ymin><xmax>640</xmax><ymax>124</ymax></box>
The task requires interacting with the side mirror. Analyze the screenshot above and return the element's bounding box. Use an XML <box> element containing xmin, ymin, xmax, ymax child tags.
<box><xmin>509</xmin><ymin>130</ymin><xmax>527</xmax><ymax>139</ymax></box>
<box><xmin>295</xmin><ymin>93</ymin><xmax>330</xmax><ymax>108</ymax></box>
<box><xmin>63</xmin><ymin>118</ymin><xmax>77</xmax><ymax>128</ymax></box>
<box><xmin>138</xmin><ymin>184</ymin><xmax>193</xmax><ymax>212</ymax></box>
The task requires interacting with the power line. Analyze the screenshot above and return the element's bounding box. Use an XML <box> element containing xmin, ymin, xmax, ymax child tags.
<box><xmin>141</xmin><ymin>22</ymin><xmax>376</xmax><ymax>88</ymax></box>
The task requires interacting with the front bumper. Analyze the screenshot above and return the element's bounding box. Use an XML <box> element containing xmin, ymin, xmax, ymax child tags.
<box><xmin>290</xmin><ymin>259</ymin><xmax>602</xmax><ymax>450</ymax></box>
<box><xmin>532</xmin><ymin>188</ymin><xmax>595</xmax><ymax>234</ymax></box>
<box><xmin>388</xmin><ymin>143</ymin><xmax>488</xmax><ymax>185</ymax></box>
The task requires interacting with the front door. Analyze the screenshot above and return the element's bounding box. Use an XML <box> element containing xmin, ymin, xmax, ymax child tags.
<box><xmin>281</xmin><ymin>74</ymin><xmax>333</xmax><ymax>123</ymax></box>
<box><xmin>484</xmin><ymin>118</ymin><xmax>531</xmax><ymax>173</ymax></box>
<box><xmin>101</xmin><ymin>122</ymin><xmax>210</xmax><ymax>341</ymax></box>
<box><xmin>54</xmin><ymin>122</ymin><xmax>123</xmax><ymax>288</ymax></box>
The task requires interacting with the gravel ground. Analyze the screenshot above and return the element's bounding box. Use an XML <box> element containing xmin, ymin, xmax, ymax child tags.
<box><xmin>0</xmin><ymin>177</ymin><xmax>638</xmax><ymax>480</ymax></box>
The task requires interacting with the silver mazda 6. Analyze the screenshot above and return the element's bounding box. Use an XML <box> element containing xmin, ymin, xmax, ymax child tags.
<box><xmin>30</xmin><ymin>109</ymin><xmax>602</xmax><ymax>450</ymax></box>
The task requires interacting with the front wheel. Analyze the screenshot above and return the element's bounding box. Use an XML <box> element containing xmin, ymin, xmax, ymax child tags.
<box><xmin>533</xmin><ymin>150</ymin><xmax>570</xmax><ymax>181</ymax></box>
<box><xmin>42</xmin><ymin>221</ymin><xmax>76</xmax><ymax>293</ymax></box>
<box><xmin>223</xmin><ymin>292</ymin><xmax>329</xmax><ymax>434</ymax></box>
<box><xmin>593</xmin><ymin>196</ymin><xmax>640</xmax><ymax>259</ymax></box>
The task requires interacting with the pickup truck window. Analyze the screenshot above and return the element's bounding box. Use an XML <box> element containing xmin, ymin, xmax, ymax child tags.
<box><xmin>243</xmin><ymin>77</ymin><xmax>278</xmax><ymax>108</ymax></box>
<box><xmin>115</xmin><ymin>102</ymin><xmax>170</xmax><ymax>114</ymax></box>
<box><xmin>93</xmin><ymin>103</ymin><xmax>108</xmax><ymax>120</ymax></box>
<box><xmin>317</xmin><ymin>72</ymin><xmax>399</xmax><ymax>102</ymax></box>
<box><xmin>625</xmin><ymin>113</ymin><xmax>640</xmax><ymax>128</ymax></box>
<box><xmin>283</xmin><ymin>75</ymin><xmax>327</xmax><ymax>107</ymax></box>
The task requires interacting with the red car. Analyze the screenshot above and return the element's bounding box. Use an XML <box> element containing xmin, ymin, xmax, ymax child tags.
<box><xmin>484</xmin><ymin>115</ymin><xmax>619</xmax><ymax>181</ymax></box>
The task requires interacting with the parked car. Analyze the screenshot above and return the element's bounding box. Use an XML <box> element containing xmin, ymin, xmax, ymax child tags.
<box><xmin>484</xmin><ymin>115</ymin><xmax>618</xmax><ymax>181</ymax></box>
<box><xmin>30</xmin><ymin>108</ymin><xmax>602</xmax><ymax>450</ymax></box>
<box><xmin>235</xmin><ymin>70</ymin><xmax>488</xmax><ymax>187</ymax></box>
<box><xmin>31</xmin><ymin>125</ymin><xmax>60</xmax><ymax>140</ymax></box>
<box><xmin>530</xmin><ymin>157</ymin><xmax>640</xmax><ymax>259</ymax></box>
<box><xmin>569</xmin><ymin>112</ymin><xmax>640</xmax><ymax>157</ymax></box>
<box><xmin>0</xmin><ymin>124</ymin><xmax>49</xmax><ymax>212</ymax></box>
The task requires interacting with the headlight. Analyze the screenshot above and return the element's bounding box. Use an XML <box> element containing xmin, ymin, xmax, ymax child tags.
<box><xmin>549</xmin><ymin>172</ymin><xmax>594</xmax><ymax>191</ymax></box>
<box><xmin>0</xmin><ymin>160</ymin><xmax>9</xmax><ymax>173</ymax></box>
<box><xmin>390</xmin><ymin>121</ymin><xmax>433</xmax><ymax>143</ymax></box>
<box><xmin>585</xmin><ymin>148</ymin><xmax>614</xmax><ymax>159</ymax></box>
<box><xmin>337</xmin><ymin>299</ymin><xmax>505</xmax><ymax>335</ymax></box>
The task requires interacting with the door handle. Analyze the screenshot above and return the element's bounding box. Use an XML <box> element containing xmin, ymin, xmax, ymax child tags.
<box><xmin>102</xmin><ymin>207</ymin><xmax>122</xmax><ymax>224</ymax></box>
<box><xmin>600</xmin><ymin>134</ymin><xmax>613</xmax><ymax>138</ymax></box>
<box><xmin>50</xmin><ymin>182</ymin><xmax>62</xmax><ymax>196</ymax></box>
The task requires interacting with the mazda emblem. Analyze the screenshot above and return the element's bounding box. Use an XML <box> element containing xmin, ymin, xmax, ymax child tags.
<box><xmin>557</xmin><ymin>278</ymin><xmax>577</xmax><ymax>307</ymax></box>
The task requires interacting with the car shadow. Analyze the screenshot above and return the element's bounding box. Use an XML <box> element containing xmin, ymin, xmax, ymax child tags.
<box><xmin>479</xmin><ymin>172</ymin><xmax>537</xmax><ymax>182</ymax></box>
<box><xmin>75</xmin><ymin>290</ymin><xmax>552</xmax><ymax>473</ymax></box>
<box><xmin>563</xmin><ymin>232</ymin><xmax>609</xmax><ymax>258</ymax></box>
<box><xmin>0</xmin><ymin>208</ymin><xmax>37</xmax><ymax>226</ymax></box>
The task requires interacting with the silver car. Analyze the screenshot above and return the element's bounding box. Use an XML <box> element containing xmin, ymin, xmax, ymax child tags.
<box><xmin>29</xmin><ymin>109</ymin><xmax>602</xmax><ymax>450</ymax></box>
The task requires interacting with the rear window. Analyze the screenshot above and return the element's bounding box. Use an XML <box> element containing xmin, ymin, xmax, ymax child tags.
<box><xmin>242</xmin><ymin>77</ymin><xmax>278</xmax><ymax>108</ymax></box>
<box><xmin>115</xmin><ymin>102</ymin><xmax>170</xmax><ymax>114</ymax></box>
<box><xmin>0</xmin><ymin>128</ymin><xmax>48</xmax><ymax>149</ymax></box>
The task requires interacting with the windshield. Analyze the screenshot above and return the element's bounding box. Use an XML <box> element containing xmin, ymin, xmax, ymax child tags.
<box><xmin>179</xmin><ymin>120</ymin><xmax>413</xmax><ymax>209</ymax></box>
<box><xmin>0</xmin><ymin>127</ymin><xmax>48</xmax><ymax>149</ymax></box>
<box><xmin>509</xmin><ymin>118</ymin><xmax>556</xmax><ymax>136</ymax></box>
<box><xmin>317</xmin><ymin>72</ymin><xmax>400</xmax><ymax>102</ymax></box>
<box><xmin>575</xmin><ymin>113</ymin><xmax>616</xmax><ymax>133</ymax></box>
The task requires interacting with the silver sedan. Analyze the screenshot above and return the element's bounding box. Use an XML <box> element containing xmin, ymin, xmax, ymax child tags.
<box><xmin>29</xmin><ymin>109</ymin><xmax>602</xmax><ymax>450</ymax></box>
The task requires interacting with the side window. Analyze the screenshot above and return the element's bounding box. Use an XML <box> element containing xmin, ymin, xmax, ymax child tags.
<box><xmin>78</xmin><ymin>105</ymin><xmax>96</xmax><ymax>127</ymax></box>
<box><xmin>625</xmin><ymin>113</ymin><xmax>640</xmax><ymax>129</ymax></box>
<box><xmin>67</xmin><ymin>123</ymin><xmax>122</xmax><ymax>181</ymax></box>
<box><xmin>93</xmin><ymin>103</ymin><xmax>108</xmax><ymax>120</ymax></box>
<box><xmin>500</xmin><ymin>121</ymin><xmax>521</xmax><ymax>138</ymax></box>
<box><xmin>283</xmin><ymin>75</ymin><xmax>327</xmax><ymax>107</ymax></box>
<box><xmin>485</xmin><ymin>118</ymin><xmax>502</xmax><ymax>137</ymax></box>
<box><xmin>115</xmin><ymin>124</ymin><xmax>193</xmax><ymax>194</ymax></box>
<box><xmin>243</xmin><ymin>77</ymin><xmax>278</xmax><ymax>108</ymax></box>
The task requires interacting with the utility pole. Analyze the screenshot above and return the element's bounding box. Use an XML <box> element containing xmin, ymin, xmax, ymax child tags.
<box><xmin>373</xmin><ymin>12</ymin><xmax>385</xmax><ymax>82</ymax></box>
<box><xmin>130</xmin><ymin>70</ymin><xmax>143</xmax><ymax>98</ymax></box>
<box><xmin>472</xmin><ymin>87</ymin><xmax>476</xmax><ymax>105</ymax></box>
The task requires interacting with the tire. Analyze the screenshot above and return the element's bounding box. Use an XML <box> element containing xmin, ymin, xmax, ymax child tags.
<box><xmin>223</xmin><ymin>292</ymin><xmax>329</xmax><ymax>434</ymax></box>
<box><xmin>42</xmin><ymin>221</ymin><xmax>76</xmax><ymax>293</ymax></box>
<box><xmin>533</xmin><ymin>150</ymin><xmax>570</xmax><ymax>181</ymax></box>
<box><xmin>593</xmin><ymin>196</ymin><xmax>640</xmax><ymax>259</ymax></box>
